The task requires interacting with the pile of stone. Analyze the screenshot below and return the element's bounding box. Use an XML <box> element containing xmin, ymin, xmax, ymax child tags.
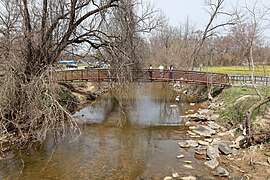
<box><xmin>173</xmin><ymin>108</ymin><xmax>247</xmax><ymax>179</ymax></box>
<box><xmin>180</xmin><ymin>108</ymin><xmax>220</xmax><ymax>122</ymax></box>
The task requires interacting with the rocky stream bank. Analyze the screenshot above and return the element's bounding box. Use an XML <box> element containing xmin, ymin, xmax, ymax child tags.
<box><xmin>165</xmin><ymin>101</ymin><xmax>270</xmax><ymax>180</ymax></box>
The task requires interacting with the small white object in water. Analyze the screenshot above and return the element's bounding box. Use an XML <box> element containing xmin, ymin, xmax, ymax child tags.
<box><xmin>172</xmin><ymin>173</ymin><xmax>180</xmax><ymax>178</ymax></box>
<box><xmin>175</xmin><ymin>95</ymin><xmax>180</xmax><ymax>101</ymax></box>
<box><xmin>177</xmin><ymin>154</ymin><xmax>185</xmax><ymax>159</ymax></box>
<box><xmin>170</xmin><ymin>104</ymin><xmax>177</xmax><ymax>108</ymax></box>
<box><xmin>164</xmin><ymin>176</ymin><xmax>173</xmax><ymax>180</ymax></box>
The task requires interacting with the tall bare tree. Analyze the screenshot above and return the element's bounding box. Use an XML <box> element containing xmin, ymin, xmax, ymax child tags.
<box><xmin>191</xmin><ymin>0</ymin><xmax>236</xmax><ymax>69</ymax></box>
<box><xmin>0</xmin><ymin>0</ymin><xmax>120</xmax><ymax>147</ymax></box>
<box><xmin>234</xmin><ymin>1</ymin><xmax>270</xmax><ymax>144</ymax></box>
<box><xmin>101</xmin><ymin>0</ymin><xmax>163</xmax><ymax>81</ymax></box>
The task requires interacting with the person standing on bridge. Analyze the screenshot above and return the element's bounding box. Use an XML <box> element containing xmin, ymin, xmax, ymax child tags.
<box><xmin>169</xmin><ymin>65</ymin><xmax>173</xmax><ymax>79</ymax></box>
<box><xmin>158</xmin><ymin>65</ymin><xmax>164</xmax><ymax>78</ymax></box>
<box><xmin>149</xmin><ymin>64</ymin><xmax>153</xmax><ymax>80</ymax></box>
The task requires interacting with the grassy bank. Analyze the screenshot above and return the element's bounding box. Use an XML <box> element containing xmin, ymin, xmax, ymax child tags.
<box><xmin>216</xmin><ymin>86</ymin><xmax>270</xmax><ymax>122</ymax></box>
<box><xmin>203</xmin><ymin>65</ymin><xmax>270</xmax><ymax>76</ymax></box>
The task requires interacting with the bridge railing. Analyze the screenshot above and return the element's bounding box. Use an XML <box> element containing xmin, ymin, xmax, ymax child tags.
<box><xmin>55</xmin><ymin>68</ymin><xmax>230</xmax><ymax>86</ymax></box>
<box><xmin>134</xmin><ymin>69</ymin><xmax>229</xmax><ymax>85</ymax></box>
<box><xmin>228</xmin><ymin>74</ymin><xmax>270</xmax><ymax>86</ymax></box>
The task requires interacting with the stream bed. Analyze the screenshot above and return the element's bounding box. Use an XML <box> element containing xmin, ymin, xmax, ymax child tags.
<box><xmin>0</xmin><ymin>83</ymin><xmax>218</xmax><ymax>179</ymax></box>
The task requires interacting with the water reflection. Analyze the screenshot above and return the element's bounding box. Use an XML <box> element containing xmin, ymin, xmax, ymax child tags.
<box><xmin>74</xmin><ymin>83</ymin><xmax>185</xmax><ymax>126</ymax></box>
<box><xmin>0</xmin><ymin>83</ymin><xmax>212</xmax><ymax>179</ymax></box>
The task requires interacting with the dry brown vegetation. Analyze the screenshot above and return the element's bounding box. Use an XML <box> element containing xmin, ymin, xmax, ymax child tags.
<box><xmin>0</xmin><ymin>0</ymin><xmax>162</xmax><ymax>150</ymax></box>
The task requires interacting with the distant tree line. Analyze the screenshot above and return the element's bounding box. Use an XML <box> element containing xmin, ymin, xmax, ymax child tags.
<box><xmin>145</xmin><ymin>0</ymin><xmax>270</xmax><ymax>70</ymax></box>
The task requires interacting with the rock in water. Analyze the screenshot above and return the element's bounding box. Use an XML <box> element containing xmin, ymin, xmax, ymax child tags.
<box><xmin>170</xmin><ymin>104</ymin><xmax>177</xmax><ymax>108</ymax></box>
<box><xmin>195</xmin><ymin>146</ymin><xmax>207</xmax><ymax>155</ymax></box>
<box><xmin>180</xmin><ymin>176</ymin><xmax>196</xmax><ymax>180</ymax></box>
<box><xmin>164</xmin><ymin>176</ymin><xmax>173</xmax><ymax>180</ymax></box>
<box><xmin>178</xmin><ymin>141</ymin><xmax>190</xmax><ymax>148</ymax></box>
<box><xmin>183</xmin><ymin>164</ymin><xmax>193</xmax><ymax>169</ymax></box>
<box><xmin>204</xmin><ymin>159</ymin><xmax>219</xmax><ymax>169</ymax></box>
<box><xmin>172</xmin><ymin>173</ymin><xmax>180</xmax><ymax>178</ymax></box>
<box><xmin>177</xmin><ymin>154</ymin><xmax>185</xmax><ymax>159</ymax></box>
<box><xmin>186</xmin><ymin>140</ymin><xmax>198</xmax><ymax>147</ymax></box>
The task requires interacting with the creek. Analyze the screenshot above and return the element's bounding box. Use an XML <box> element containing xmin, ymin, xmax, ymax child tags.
<box><xmin>0</xmin><ymin>83</ymin><xmax>216</xmax><ymax>179</ymax></box>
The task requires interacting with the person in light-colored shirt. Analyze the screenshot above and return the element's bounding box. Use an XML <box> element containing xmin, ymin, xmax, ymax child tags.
<box><xmin>158</xmin><ymin>65</ymin><xmax>164</xmax><ymax>78</ymax></box>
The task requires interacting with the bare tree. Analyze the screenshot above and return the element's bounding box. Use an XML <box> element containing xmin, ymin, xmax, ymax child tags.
<box><xmin>234</xmin><ymin>1</ymin><xmax>270</xmax><ymax>144</ymax></box>
<box><xmin>0</xmin><ymin>0</ymin><xmax>120</xmax><ymax>148</ymax></box>
<box><xmin>148</xmin><ymin>17</ymin><xmax>196</xmax><ymax>70</ymax></box>
<box><xmin>101</xmin><ymin>0</ymin><xmax>163</xmax><ymax>82</ymax></box>
<box><xmin>191</xmin><ymin>0</ymin><xmax>236</xmax><ymax>69</ymax></box>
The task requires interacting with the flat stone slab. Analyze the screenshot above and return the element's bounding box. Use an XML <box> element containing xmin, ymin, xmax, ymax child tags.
<box><xmin>185</xmin><ymin>121</ymin><xmax>192</xmax><ymax>126</ymax></box>
<box><xmin>195</xmin><ymin>146</ymin><xmax>207</xmax><ymax>155</ymax></box>
<box><xmin>204</xmin><ymin>159</ymin><xmax>219</xmax><ymax>169</ymax></box>
<box><xmin>212</xmin><ymin>166</ymin><xmax>230</xmax><ymax>177</ymax></box>
<box><xmin>198</xmin><ymin>109</ymin><xmax>211</xmax><ymax>115</ymax></box>
<box><xmin>207</xmin><ymin>145</ymin><xmax>220</xmax><ymax>160</ymax></box>
<box><xmin>192</xmin><ymin>125</ymin><xmax>216</xmax><ymax>137</ymax></box>
<box><xmin>187</xmin><ymin>131</ymin><xmax>197</xmax><ymax>136</ymax></box>
<box><xmin>205</xmin><ymin>138</ymin><xmax>213</xmax><ymax>143</ymax></box>
<box><xmin>231</xmin><ymin>148</ymin><xmax>240</xmax><ymax>156</ymax></box>
<box><xmin>186</xmin><ymin>113</ymin><xmax>208</xmax><ymax>121</ymax></box>
<box><xmin>186</xmin><ymin>140</ymin><xmax>198</xmax><ymax>147</ymax></box>
<box><xmin>178</xmin><ymin>141</ymin><xmax>190</xmax><ymax>148</ymax></box>
<box><xmin>235</xmin><ymin>135</ymin><xmax>246</xmax><ymax>146</ymax></box>
<box><xmin>218</xmin><ymin>142</ymin><xmax>232</xmax><ymax>155</ymax></box>
<box><xmin>198</xmin><ymin>140</ymin><xmax>210</xmax><ymax>146</ymax></box>
<box><xmin>180</xmin><ymin>176</ymin><xmax>196</xmax><ymax>180</ymax></box>
<box><xmin>208</xmin><ymin>114</ymin><xmax>220</xmax><ymax>121</ymax></box>
<box><xmin>207</xmin><ymin>122</ymin><xmax>220</xmax><ymax>130</ymax></box>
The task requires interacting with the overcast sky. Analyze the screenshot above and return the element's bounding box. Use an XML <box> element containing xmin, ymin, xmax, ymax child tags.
<box><xmin>147</xmin><ymin>0</ymin><xmax>270</xmax><ymax>30</ymax></box>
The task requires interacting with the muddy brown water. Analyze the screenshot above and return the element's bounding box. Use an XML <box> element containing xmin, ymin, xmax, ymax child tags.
<box><xmin>0</xmin><ymin>83</ymin><xmax>216</xmax><ymax>179</ymax></box>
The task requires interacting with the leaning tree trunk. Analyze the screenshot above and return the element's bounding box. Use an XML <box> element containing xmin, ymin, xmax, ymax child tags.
<box><xmin>245</xmin><ymin>96</ymin><xmax>270</xmax><ymax>145</ymax></box>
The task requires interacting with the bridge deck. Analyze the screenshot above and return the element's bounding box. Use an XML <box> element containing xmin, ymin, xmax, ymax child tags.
<box><xmin>56</xmin><ymin>69</ymin><xmax>230</xmax><ymax>86</ymax></box>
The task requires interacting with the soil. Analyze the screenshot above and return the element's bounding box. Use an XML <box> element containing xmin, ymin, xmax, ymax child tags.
<box><xmin>221</xmin><ymin>144</ymin><xmax>270</xmax><ymax>180</ymax></box>
<box><xmin>213</xmin><ymin>103</ymin><xmax>270</xmax><ymax>179</ymax></box>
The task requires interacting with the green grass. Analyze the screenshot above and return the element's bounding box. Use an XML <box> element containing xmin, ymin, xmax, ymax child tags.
<box><xmin>216</xmin><ymin>86</ymin><xmax>270</xmax><ymax>123</ymax></box>
<box><xmin>78</xmin><ymin>63</ymin><xmax>89</xmax><ymax>67</ymax></box>
<box><xmin>202</xmin><ymin>65</ymin><xmax>270</xmax><ymax>76</ymax></box>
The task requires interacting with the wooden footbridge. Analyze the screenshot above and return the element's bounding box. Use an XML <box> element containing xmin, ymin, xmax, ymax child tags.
<box><xmin>56</xmin><ymin>68</ymin><xmax>230</xmax><ymax>87</ymax></box>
